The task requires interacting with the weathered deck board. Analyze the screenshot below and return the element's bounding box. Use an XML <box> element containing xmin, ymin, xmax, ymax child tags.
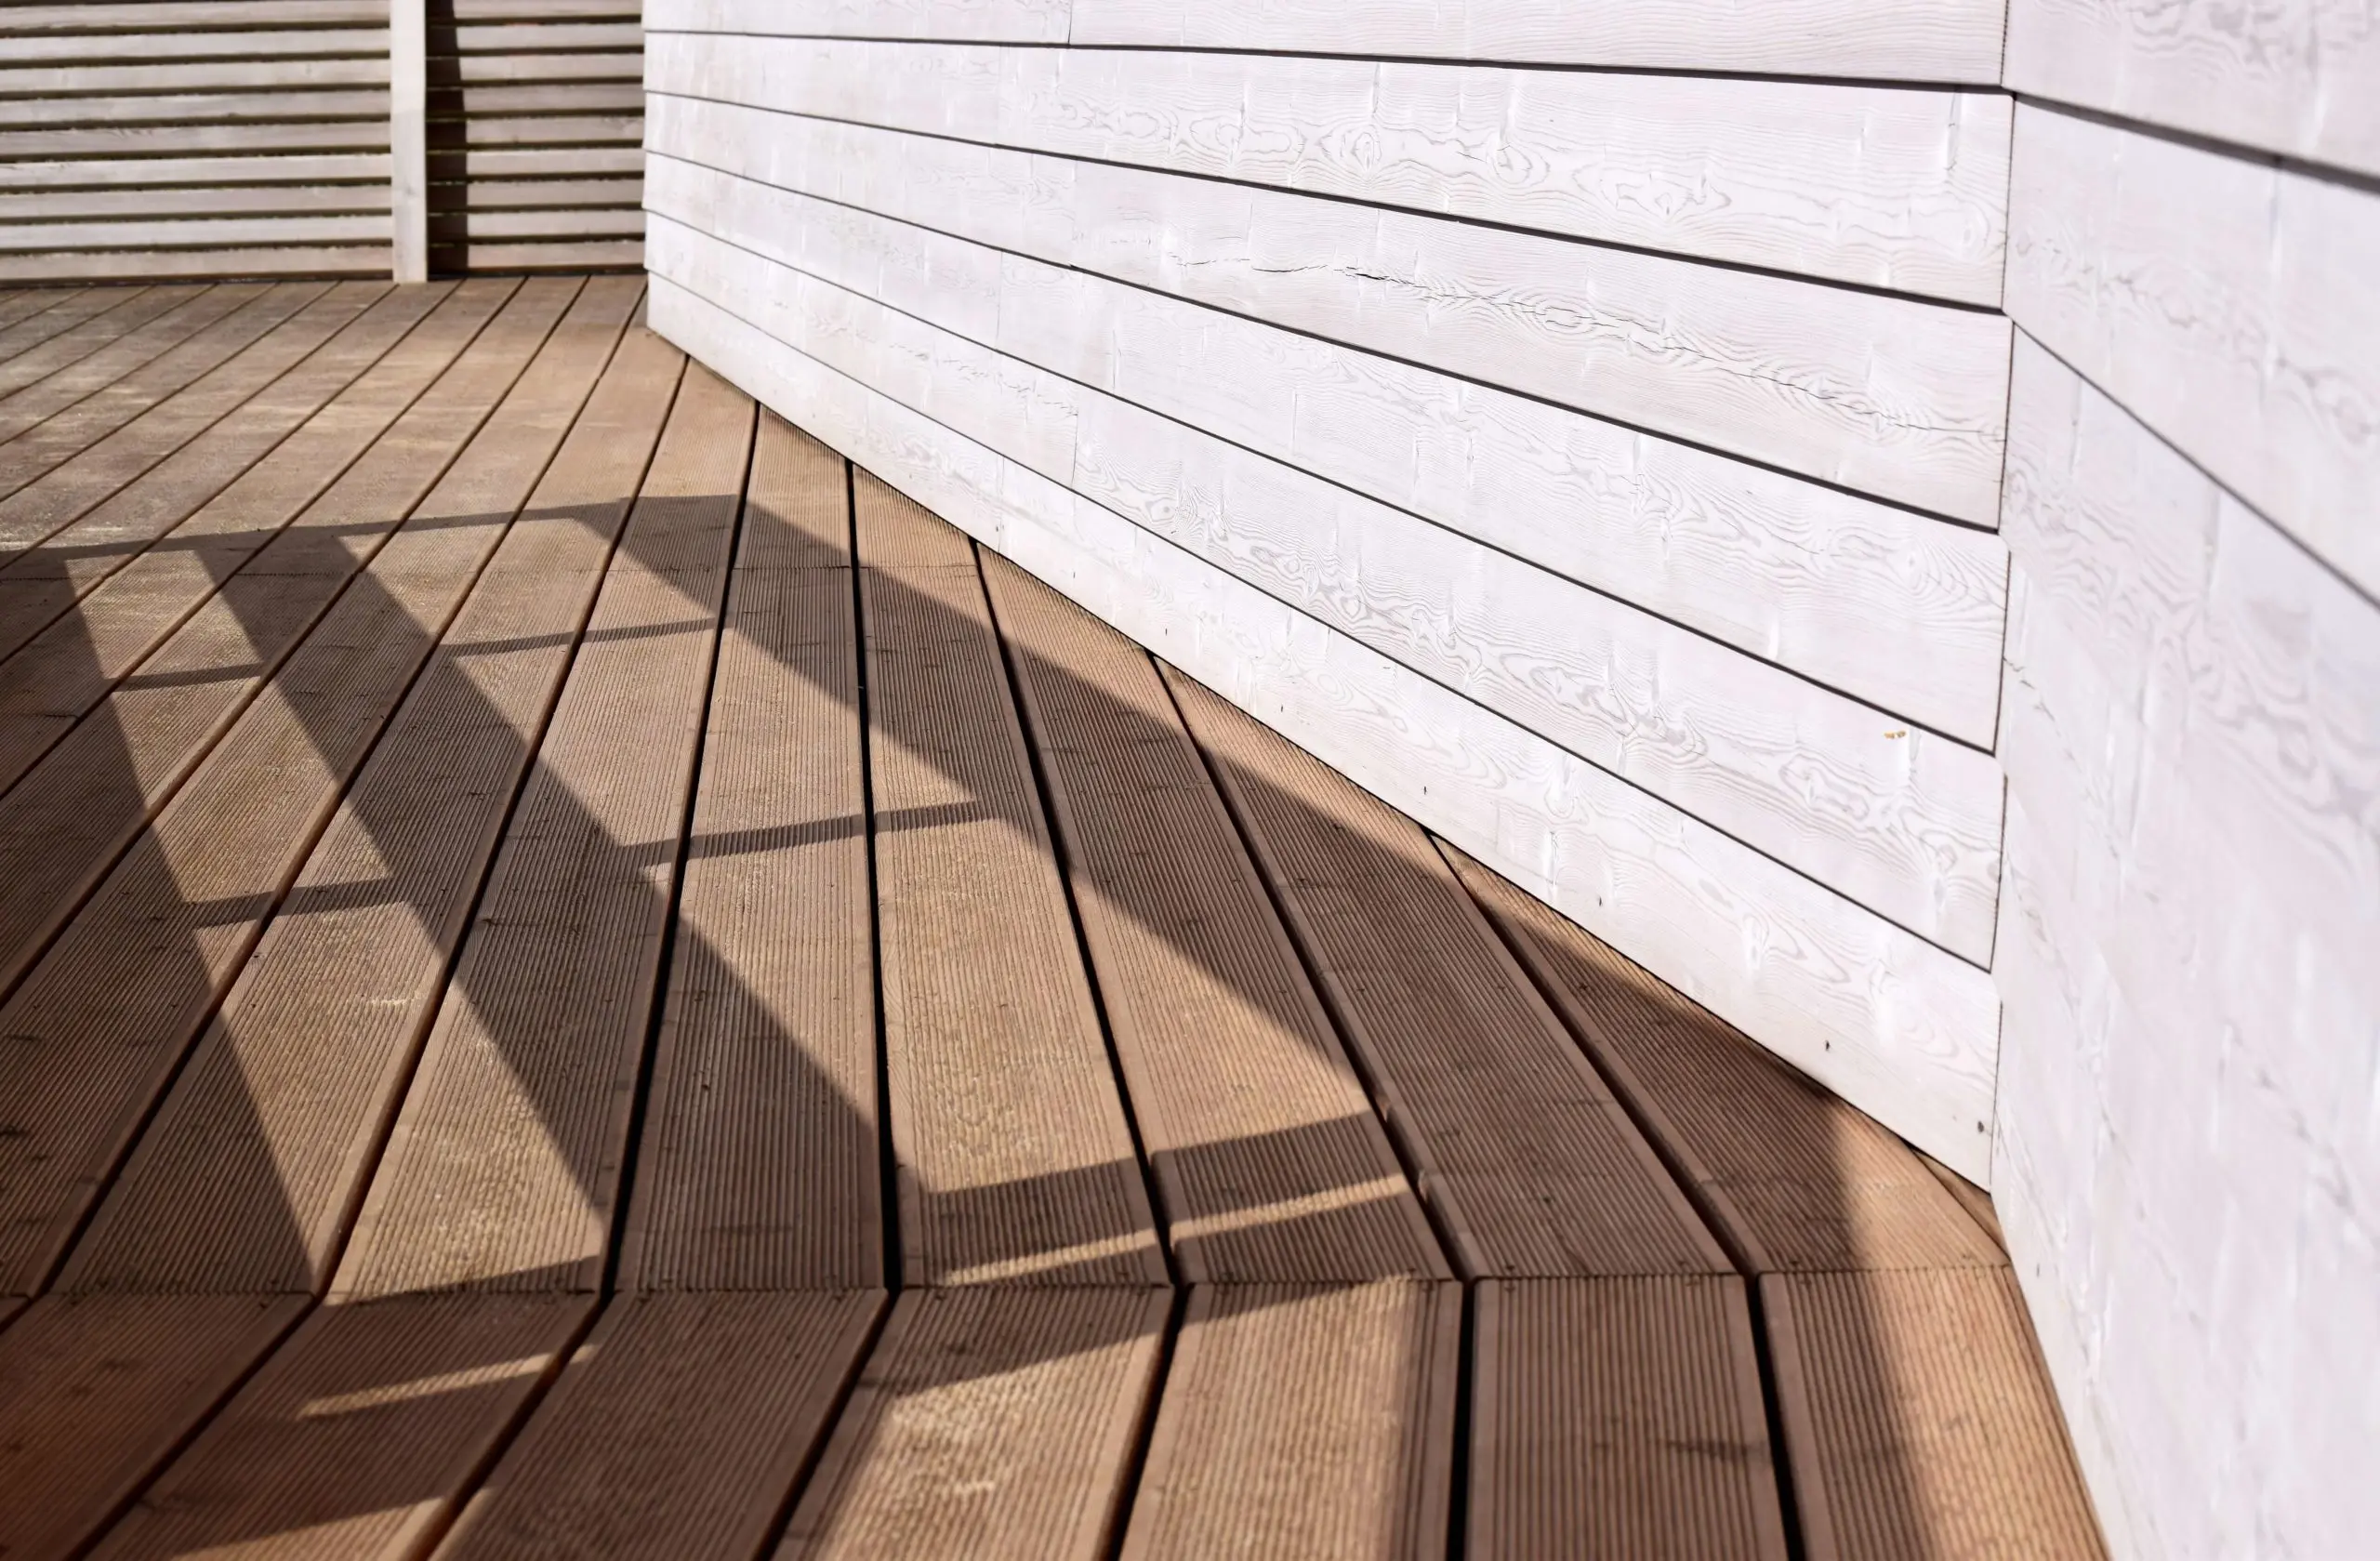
<box><xmin>0</xmin><ymin>279</ymin><xmax>609</xmax><ymax>1298</ymax></box>
<box><xmin>0</xmin><ymin>1293</ymin><xmax>307</xmax><ymax>1561</ymax></box>
<box><xmin>779</xmin><ymin>1287</ymin><xmax>1170</xmax><ymax>1561</ymax></box>
<box><xmin>0</xmin><ymin>277</ymin><xmax>561</xmax><ymax>999</ymax></box>
<box><xmin>1164</xmin><ymin>668</ymin><xmax>1726</xmax><ymax>1282</ymax></box>
<box><xmin>60</xmin><ymin>319</ymin><xmax>677</xmax><ymax>1298</ymax></box>
<box><xmin>0</xmin><ymin>284</ymin><xmax>278</xmax><ymax>465</ymax></box>
<box><xmin>1449</xmin><ymin>847</ymin><xmax>2102</xmax><ymax>1557</ymax></box>
<box><xmin>856</xmin><ymin>474</ymin><xmax>1162</xmax><ymax>1290</ymax></box>
<box><xmin>619</xmin><ymin>415</ymin><xmax>878</xmax><ymax>1293</ymax></box>
<box><xmin>434</xmin><ymin>1292</ymin><xmax>885</xmax><ymax>1561</ymax></box>
<box><xmin>0</xmin><ymin>283</ymin><xmax>441</xmax><ymax>669</ymax></box>
<box><xmin>0</xmin><ymin>282</ymin><xmax>375</xmax><ymax>561</ymax></box>
<box><xmin>333</xmin><ymin>362</ymin><xmax>751</xmax><ymax>1299</ymax></box>
<box><xmin>985</xmin><ymin>555</ymin><xmax>1442</xmax><ymax>1287</ymax></box>
<box><xmin>86</xmin><ymin>1295</ymin><xmax>592</xmax><ymax>1561</ymax></box>
<box><xmin>0</xmin><ymin>281</ymin><xmax>507</xmax><ymax>794</ymax></box>
<box><xmin>0</xmin><ymin>285</ymin><xmax>90</xmax><ymax>337</ymax></box>
<box><xmin>1119</xmin><ymin>1281</ymin><xmax>1461</xmax><ymax>1561</ymax></box>
<box><xmin>0</xmin><ymin>284</ymin><xmax>190</xmax><ymax>399</ymax></box>
<box><xmin>1469</xmin><ymin>1277</ymin><xmax>1787</xmax><ymax>1560</ymax></box>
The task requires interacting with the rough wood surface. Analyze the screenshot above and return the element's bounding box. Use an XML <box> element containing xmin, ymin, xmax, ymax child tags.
<box><xmin>618</xmin><ymin>414</ymin><xmax>881</xmax><ymax>1293</ymax></box>
<box><xmin>87</xmin><ymin>1295</ymin><xmax>593</xmax><ymax>1561</ymax></box>
<box><xmin>856</xmin><ymin>473</ymin><xmax>1163</xmax><ymax>1289</ymax></box>
<box><xmin>1120</xmin><ymin>1282</ymin><xmax>1461</xmax><ymax>1560</ymax></box>
<box><xmin>778</xmin><ymin>1287</ymin><xmax>1170</xmax><ymax>1561</ymax></box>
<box><xmin>0</xmin><ymin>281</ymin><xmax>509</xmax><ymax>802</ymax></box>
<box><xmin>435</xmin><ymin>1292</ymin><xmax>884</xmax><ymax>1561</ymax></box>
<box><xmin>61</xmin><ymin>309</ymin><xmax>671</xmax><ymax>1299</ymax></box>
<box><xmin>649</xmin><ymin>277</ymin><xmax>2006</xmax><ymax>1182</ymax></box>
<box><xmin>0</xmin><ymin>282</ymin><xmax>603</xmax><ymax>1300</ymax></box>
<box><xmin>647</xmin><ymin>33</ymin><xmax>2011</xmax><ymax>303</ymax></box>
<box><xmin>985</xmin><ymin>553</ymin><xmax>1445</xmax><ymax>1285</ymax></box>
<box><xmin>0</xmin><ymin>1293</ymin><xmax>307</xmax><ymax>1561</ymax></box>
<box><xmin>644</xmin><ymin>100</ymin><xmax>2013</xmax><ymax>523</ymax></box>
<box><xmin>334</xmin><ymin>362</ymin><xmax>749</xmax><ymax>1300</ymax></box>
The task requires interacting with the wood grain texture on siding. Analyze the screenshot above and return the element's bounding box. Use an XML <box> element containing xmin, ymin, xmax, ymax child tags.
<box><xmin>644</xmin><ymin>273</ymin><xmax>2006</xmax><ymax>1179</ymax></box>
<box><xmin>640</xmin><ymin>126</ymin><xmax>2009</xmax><ymax>747</ymax></box>
<box><xmin>644</xmin><ymin>93</ymin><xmax>2013</xmax><ymax>523</ymax></box>
<box><xmin>2008</xmin><ymin>102</ymin><xmax>2380</xmax><ymax>599</ymax></box>
<box><xmin>2006</xmin><ymin>0</ymin><xmax>2380</xmax><ymax>178</ymax></box>
<box><xmin>652</xmin><ymin>0</ymin><xmax>2008</xmax><ymax>80</ymax></box>
<box><xmin>642</xmin><ymin>33</ymin><xmax>2012</xmax><ymax>304</ymax></box>
<box><xmin>649</xmin><ymin>207</ymin><xmax>2008</xmax><ymax>959</ymax></box>
<box><xmin>645</xmin><ymin>0</ymin><xmax>1072</xmax><ymax>41</ymax></box>
<box><xmin>1991</xmin><ymin>335</ymin><xmax>2380</xmax><ymax>1559</ymax></box>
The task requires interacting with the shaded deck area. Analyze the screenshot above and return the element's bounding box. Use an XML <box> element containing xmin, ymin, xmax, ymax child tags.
<box><xmin>0</xmin><ymin>278</ymin><xmax>2102</xmax><ymax>1559</ymax></box>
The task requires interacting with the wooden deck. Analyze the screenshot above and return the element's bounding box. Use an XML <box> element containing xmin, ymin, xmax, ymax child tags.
<box><xmin>0</xmin><ymin>279</ymin><xmax>2104</xmax><ymax>1560</ymax></box>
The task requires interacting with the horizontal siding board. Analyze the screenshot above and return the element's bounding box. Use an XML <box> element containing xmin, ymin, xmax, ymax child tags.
<box><xmin>651</xmin><ymin>210</ymin><xmax>2005</xmax><ymax>959</ymax></box>
<box><xmin>0</xmin><ymin>3</ymin><xmax>386</xmax><ymax>33</ymax></box>
<box><xmin>645</xmin><ymin>33</ymin><xmax>2012</xmax><ymax>303</ymax></box>
<box><xmin>0</xmin><ymin>26</ymin><xmax>388</xmax><ymax>62</ymax></box>
<box><xmin>0</xmin><ymin>215</ymin><xmax>391</xmax><ymax>251</ymax></box>
<box><xmin>0</xmin><ymin>153</ymin><xmax>390</xmax><ymax>190</ymax></box>
<box><xmin>0</xmin><ymin>246</ymin><xmax>392</xmax><ymax>282</ymax></box>
<box><xmin>642</xmin><ymin>148</ymin><xmax>2009</xmax><ymax>748</ymax></box>
<box><xmin>0</xmin><ymin>185</ymin><xmax>391</xmax><ymax>220</ymax></box>
<box><xmin>645</xmin><ymin>93</ymin><xmax>2012</xmax><ymax>522</ymax></box>
<box><xmin>1</xmin><ymin>58</ymin><xmax>389</xmax><ymax>94</ymax></box>
<box><xmin>2007</xmin><ymin>102</ymin><xmax>2380</xmax><ymax>599</ymax></box>
<box><xmin>643</xmin><ymin>271</ymin><xmax>2003</xmax><ymax>1177</ymax></box>
<box><xmin>0</xmin><ymin>122</ymin><xmax>391</xmax><ymax>157</ymax></box>
<box><xmin>644</xmin><ymin>0</ymin><xmax>1071</xmax><ymax>43</ymax></box>
<box><xmin>2005</xmin><ymin>0</ymin><xmax>2380</xmax><ymax>179</ymax></box>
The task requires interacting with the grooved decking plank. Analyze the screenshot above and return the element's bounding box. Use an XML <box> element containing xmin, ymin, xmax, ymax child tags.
<box><xmin>619</xmin><ymin>417</ymin><xmax>879</xmax><ymax>1292</ymax></box>
<box><xmin>0</xmin><ymin>280</ymin><xmax>510</xmax><ymax>799</ymax></box>
<box><xmin>0</xmin><ymin>288</ymin><xmax>83</xmax><ymax>335</ymax></box>
<box><xmin>0</xmin><ymin>283</ymin><xmax>274</xmax><ymax>471</ymax></box>
<box><xmin>778</xmin><ymin>1287</ymin><xmax>1170</xmax><ymax>1561</ymax></box>
<box><xmin>1445</xmin><ymin>845</ymin><xmax>2006</xmax><ymax>1275</ymax></box>
<box><xmin>1162</xmin><ymin>668</ymin><xmax>1727</xmax><ymax>1281</ymax></box>
<box><xmin>0</xmin><ymin>275</ymin><xmax>549</xmax><ymax>1003</ymax></box>
<box><xmin>332</xmin><ymin>363</ymin><xmax>752</xmax><ymax>1300</ymax></box>
<box><xmin>985</xmin><ymin>556</ymin><xmax>1443</xmax><ymax>1287</ymax></box>
<box><xmin>1764</xmin><ymin>1270</ymin><xmax>2106</xmax><ymax>1561</ymax></box>
<box><xmin>86</xmin><ymin>1295</ymin><xmax>592</xmax><ymax>1561</ymax></box>
<box><xmin>1468</xmin><ymin>1277</ymin><xmax>1788</xmax><ymax>1561</ymax></box>
<box><xmin>0</xmin><ymin>281</ymin><xmax>384</xmax><ymax>567</ymax></box>
<box><xmin>0</xmin><ymin>284</ymin><xmax>191</xmax><ymax>403</ymax></box>
<box><xmin>0</xmin><ymin>288</ymin><xmax>116</xmax><ymax>363</ymax></box>
<box><xmin>0</xmin><ymin>282</ymin><xmax>443</xmax><ymax>671</ymax></box>
<box><xmin>59</xmin><ymin>325</ymin><xmax>682</xmax><ymax>1299</ymax></box>
<box><xmin>434</xmin><ymin>1291</ymin><xmax>886</xmax><ymax>1561</ymax></box>
<box><xmin>857</xmin><ymin>478</ymin><xmax>1161</xmax><ymax>1290</ymax></box>
<box><xmin>1119</xmin><ymin>1281</ymin><xmax>1461</xmax><ymax>1560</ymax></box>
<box><xmin>0</xmin><ymin>1293</ymin><xmax>307</xmax><ymax>1561</ymax></box>
<box><xmin>0</xmin><ymin>279</ymin><xmax>622</xmax><ymax>1298</ymax></box>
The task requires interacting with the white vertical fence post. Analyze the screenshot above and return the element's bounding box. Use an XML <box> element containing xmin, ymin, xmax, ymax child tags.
<box><xmin>390</xmin><ymin>0</ymin><xmax>427</xmax><ymax>282</ymax></box>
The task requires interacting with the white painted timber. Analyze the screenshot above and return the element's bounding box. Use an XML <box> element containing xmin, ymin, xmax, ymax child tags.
<box><xmin>651</xmin><ymin>209</ymin><xmax>2008</xmax><ymax>957</ymax></box>
<box><xmin>644</xmin><ymin>93</ymin><xmax>2015</xmax><ymax>522</ymax></box>
<box><xmin>1992</xmin><ymin>334</ymin><xmax>2380</xmax><ymax>1559</ymax></box>
<box><xmin>2006</xmin><ymin>0</ymin><xmax>2380</xmax><ymax>179</ymax></box>
<box><xmin>1081</xmin><ymin>0</ymin><xmax>2009</xmax><ymax>82</ymax></box>
<box><xmin>645</xmin><ymin>271</ymin><xmax>2006</xmax><ymax>1177</ymax></box>
<box><xmin>642</xmin><ymin>33</ymin><xmax>2014</xmax><ymax>303</ymax></box>
<box><xmin>645</xmin><ymin>0</ymin><xmax>1070</xmax><ymax>39</ymax></box>
<box><xmin>392</xmin><ymin>0</ymin><xmax>426</xmax><ymax>281</ymax></box>
<box><xmin>639</xmin><ymin>129</ymin><xmax>2008</xmax><ymax>744</ymax></box>
<box><xmin>2008</xmin><ymin>102</ymin><xmax>2380</xmax><ymax>600</ymax></box>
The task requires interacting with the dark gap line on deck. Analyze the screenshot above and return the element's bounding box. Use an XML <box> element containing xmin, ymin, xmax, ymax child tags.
<box><xmin>847</xmin><ymin>454</ymin><xmax>902</xmax><ymax>1299</ymax></box>
<box><xmin>600</xmin><ymin>382</ymin><xmax>756</xmax><ymax>1300</ymax></box>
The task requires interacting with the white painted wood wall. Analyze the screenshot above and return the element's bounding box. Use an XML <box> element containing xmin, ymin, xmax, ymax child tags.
<box><xmin>638</xmin><ymin>5</ymin><xmax>2379</xmax><ymax>1553</ymax></box>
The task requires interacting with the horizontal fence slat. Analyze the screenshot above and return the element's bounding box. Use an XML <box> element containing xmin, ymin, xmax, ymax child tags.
<box><xmin>0</xmin><ymin>245</ymin><xmax>392</xmax><ymax>283</ymax></box>
<box><xmin>428</xmin><ymin>81</ymin><xmax>645</xmax><ymax>114</ymax></box>
<box><xmin>430</xmin><ymin>205</ymin><xmax>642</xmax><ymax>239</ymax></box>
<box><xmin>0</xmin><ymin>153</ymin><xmax>391</xmax><ymax>190</ymax></box>
<box><xmin>443</xmin><ymin>20</ymin><xmax>645</xmax><ymax>51</ymax></box>
<box><xmin>0</xmin><ymin>183</ymin><xmax>392</xmax><ymax>219</ymax></box>
<box><xmin>0</xmin><ymin>88</ymin><xmax>392</xmax><ymax>129</ymax></box>
<box><xmin>0</xmin><ymin>58</ymin><xmax>390</xmax><ymax>95</ymax></box>
<box><xmin>442</xmin><ymin>237</ymin><xmax>642</xmax><ymax>269</ymax></box>
<box><xmin>448</xmin><ymin>49</ymin><xmax>641</xmax><ymax>82</ymax></box>
<box><xmin>0</xmin><ymin>213</ymin><xmax>392</xmax><ymax>251</ymax></box>
<box><xmin>459</xmin><ymin>175</ymin><xmax>640</xmax><ymax>207</ymax></box>
<box><xmin>430</xmin><ymin>146</ymin><xmax>642</xmax><ymax>178</ymax></box>
<box><xmin>0</xmin><ymin>3</ymin><xmax>386</xmax><ymax>35</ymax></box>
<box><xmin>0</xmin><ymin>121</ymin><xmax>392</xmax><ymax>158</ymax></box>
<box><xmin>0</xmin><ymin>26</ymin><xmax>387</xmax><ymax>63</ymax></box>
